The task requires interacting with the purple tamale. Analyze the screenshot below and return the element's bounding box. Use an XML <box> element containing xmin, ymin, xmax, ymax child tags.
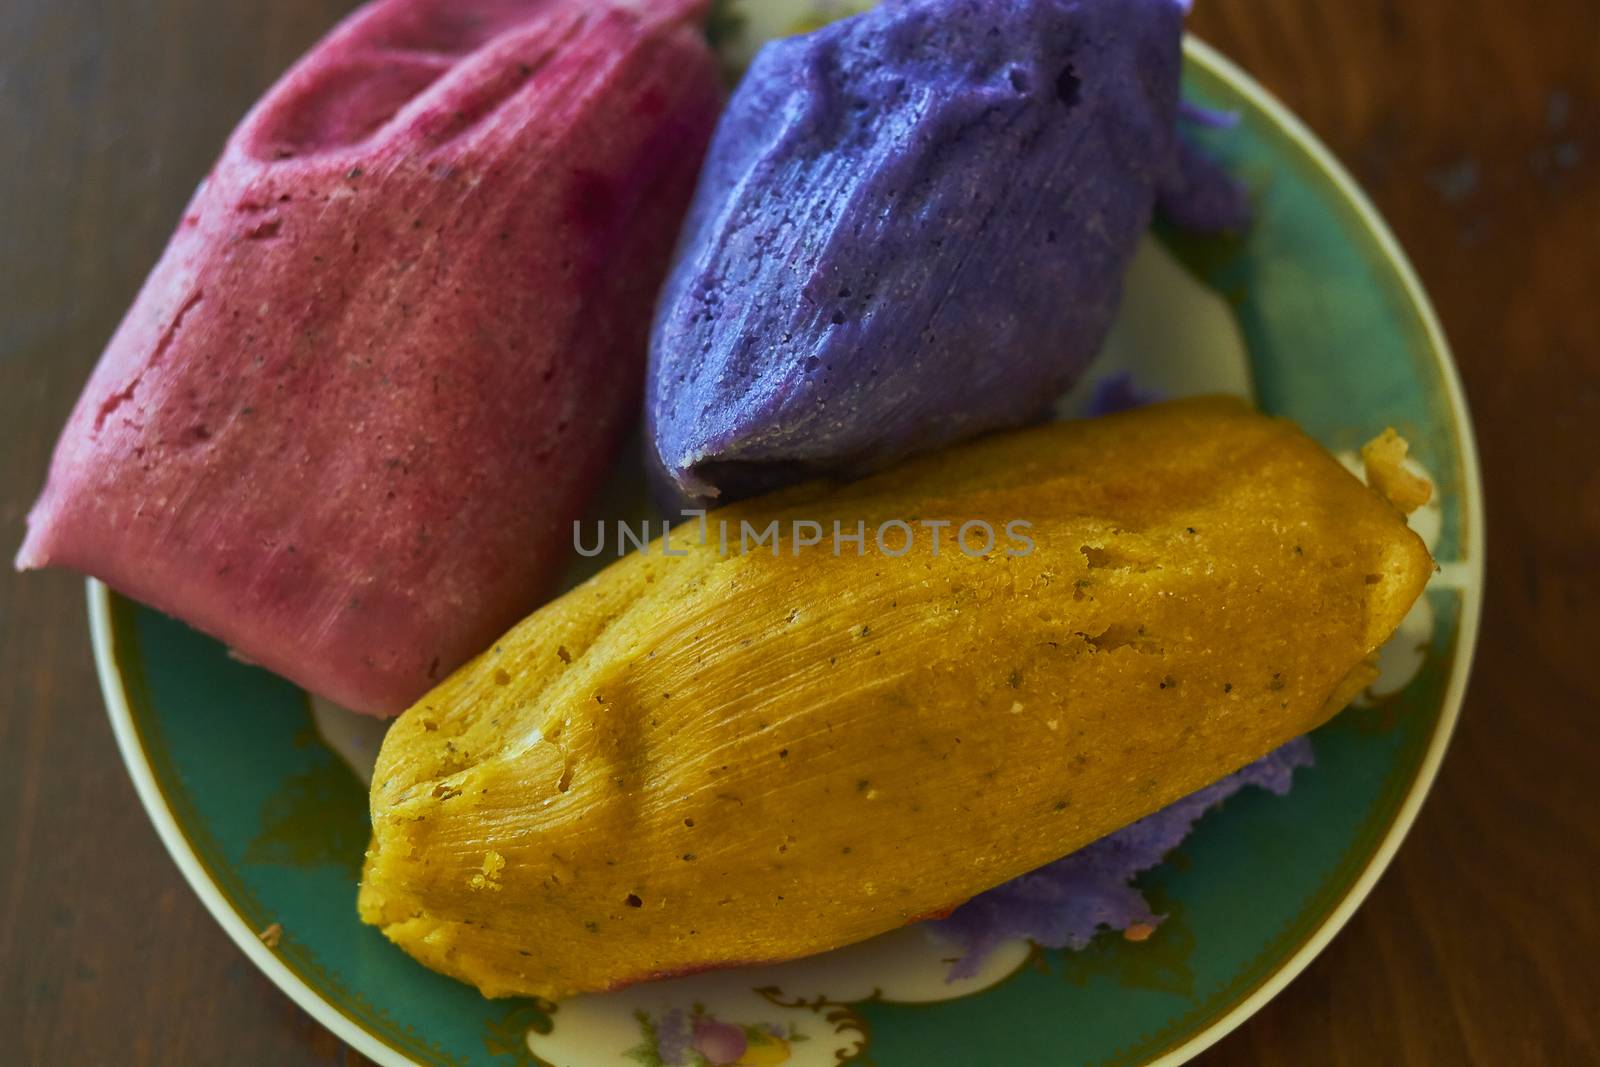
<box><xmin>648</xmin><ymin>0</ymin><xmax>1247</xmax><ymax>504</ymax></box>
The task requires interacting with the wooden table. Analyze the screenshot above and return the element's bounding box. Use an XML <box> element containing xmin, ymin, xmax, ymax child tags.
<box><xmin>1</xmin><ymin>1</ymin><xmax>1595</xmax><ymax>1063</ymax></box>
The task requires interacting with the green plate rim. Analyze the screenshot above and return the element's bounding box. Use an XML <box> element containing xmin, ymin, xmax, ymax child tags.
<box><xmin>86</xmin><ymin>35</ymin><xmax>1485</xmax><ymax>1067</ymax></box>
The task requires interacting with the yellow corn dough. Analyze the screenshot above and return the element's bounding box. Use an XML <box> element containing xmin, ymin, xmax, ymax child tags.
<box><xmin>358</xmin><ymin>397</ymin><xmax>1432</xmax><ymax>998</ymax></box>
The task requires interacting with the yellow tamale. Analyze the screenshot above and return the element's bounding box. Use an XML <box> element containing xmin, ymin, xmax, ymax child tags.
<box><xmin>359</xmin><ymin>397</ymin><xmax>1432</xmax><ymax>998</ymax></box>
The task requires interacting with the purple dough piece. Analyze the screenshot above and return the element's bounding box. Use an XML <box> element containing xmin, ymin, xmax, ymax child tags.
<box><xmin>1158</xmin><ymin>135</ymin><xmax>1253</xmax><ymax>232</ymax></box>
<box><xmin>1179</xmin><ymin>99</ymin><xmax>1241</xmax><ymax>129</ymax></box>
<box><xmin>1084</xmin><ymin>372</ymin><xmax>1164</xmax><ymax>417</ymax></box>
<box><xmin>933</xmin><ymin>736</ymin><xmax>1313</xmax><ymax>979</ymax></box>
<box><xmin>648</xmin><ymin>0</ymin><xmax>1246</xmax><ymax>505</ymax></box>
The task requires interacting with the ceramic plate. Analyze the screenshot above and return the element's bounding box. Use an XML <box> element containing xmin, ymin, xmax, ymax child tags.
<box><xmin>89</xmin><ymin>9</ymin><xmax>1483</xmax><ymax>1066</ymax></box>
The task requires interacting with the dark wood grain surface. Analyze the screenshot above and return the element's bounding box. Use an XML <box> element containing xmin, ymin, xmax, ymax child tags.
<box><xmin>1</xmin><ymin>1</ymin><xmax>1595</xmax><ymax>1064</ymax></box>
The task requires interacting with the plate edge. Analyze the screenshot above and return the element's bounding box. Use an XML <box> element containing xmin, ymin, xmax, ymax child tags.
<box><xmin>1150</xmin><ymin>36</ymin><xmax>1488</xmax><ymax>1067</ymax></box>
<box><xmin>88</xmin><ymin>579</ymin><xmax>424</xmax><ymax>1067</ymax></box>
